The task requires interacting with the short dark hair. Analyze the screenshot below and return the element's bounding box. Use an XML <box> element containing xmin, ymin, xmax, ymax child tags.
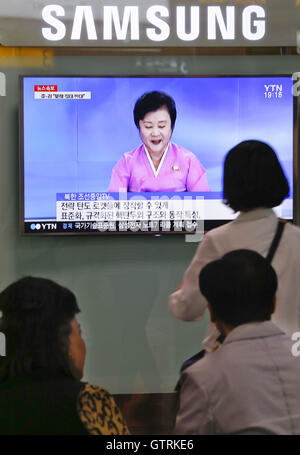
<box><xmin>133</xmin><ymin>91</ymin><xmax>177</xmax><ymax>129</ymax></box>
<box><xmin>223</xmin><ymin>140</ymin><xmax>289</xmax><ymax>212</ymax></box>
<box><xmin>199</xmin><ymin>249</ymin><xmax>277</xmax><ymax>327</ymax></box>
<box><xmin>0</xmin><ymin>277</ymin><xmax>80</xmax><ymax>381</ymax></box>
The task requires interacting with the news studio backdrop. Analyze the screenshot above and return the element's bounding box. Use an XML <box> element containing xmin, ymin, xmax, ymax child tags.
<box><xmin>0</xmin><ymin>1</ymin><xmax>299</xmax><ymax>403</ymax></box>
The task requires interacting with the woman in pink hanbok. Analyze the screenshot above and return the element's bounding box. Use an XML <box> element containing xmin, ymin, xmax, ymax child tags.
<box><xmin>108</xmin><ymin>91</ymin><xmax>210</xmax><ymax>193</ymax></box>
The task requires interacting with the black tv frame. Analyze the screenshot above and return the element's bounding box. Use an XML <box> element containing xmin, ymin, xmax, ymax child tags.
<box><xmin>19</xmin><ymin>74</ymin><xmax>298</xmax><ymax>236</ymax></box>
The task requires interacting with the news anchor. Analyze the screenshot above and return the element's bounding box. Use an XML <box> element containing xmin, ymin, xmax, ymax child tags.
<box><xmin>108</xmin><ymin>91</ymin><xmax>210</xmax><ymax>192</ymax></box>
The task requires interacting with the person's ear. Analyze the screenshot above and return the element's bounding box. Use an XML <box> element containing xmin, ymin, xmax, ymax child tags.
<box><xmin>207</xmin><ymin>301</ymin><xmax>216</xmax><ymax>323</ymax></box>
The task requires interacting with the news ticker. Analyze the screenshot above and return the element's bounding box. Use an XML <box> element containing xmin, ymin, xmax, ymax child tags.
<box><xmin>24</xmin><ymin>220</ymin><xmax>203</xmax><ymax>234</ymax></box>
<box><xmin>25</xmin><ymin>191</ymin><xmax>207</xmax><ymax>233</ymax></box>
<box><xmin>56</xmin><ymin>192</ymin><xmax>205</xmax><ymax>222</ymax></box>
<box><xmin>53</xmin><ymin>191</ymin><xmax>207</xmax><ymax>233</ymax></box>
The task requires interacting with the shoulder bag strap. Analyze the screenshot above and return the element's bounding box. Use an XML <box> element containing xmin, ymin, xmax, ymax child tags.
<box><xmin>265</xmin><ymin>220</ymin><xmax>286</xmax><ymax>263</ymax></box>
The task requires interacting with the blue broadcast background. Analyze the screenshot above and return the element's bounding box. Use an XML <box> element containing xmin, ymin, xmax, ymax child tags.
<box><xmin>23</xmin><ymin>76</ymin><xmax>294</xmax><ymax>219</ymax></box>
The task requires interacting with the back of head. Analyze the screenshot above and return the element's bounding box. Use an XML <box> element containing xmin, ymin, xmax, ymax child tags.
<box><xmin>223</xmin><ymin>140</ymin><xmax>289</xmax><ymax>212</ymax></box>
<box><xmin>133</xmin><ymin>91</ymin><xmax>177</xmax><ymax>129</ymax></box>
<box><xmin>0</xmin><ymin>277</ymin><xmax>80</xmax><ymax>381</ymax></box>
<box><xmin>199</xmin><ymin>250</ymin><xmax>277</xmax><ymax>327</ymax></box>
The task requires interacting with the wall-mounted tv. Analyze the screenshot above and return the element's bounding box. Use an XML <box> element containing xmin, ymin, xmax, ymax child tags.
<box><xmin>19</xmin><ymin>75</ymin><xmax>297</xmax><ymax>235</ymax></box>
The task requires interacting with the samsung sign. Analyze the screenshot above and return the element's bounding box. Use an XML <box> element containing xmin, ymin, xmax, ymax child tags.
<box><xmin>41</xmin><ymin>5</ymin><xmax>266</xmax><ymax>43</ymax></box>
<box><xmin>0</xmin><ymin>1</ymin><xmax>298</xmax><ymax>47</ymax></box>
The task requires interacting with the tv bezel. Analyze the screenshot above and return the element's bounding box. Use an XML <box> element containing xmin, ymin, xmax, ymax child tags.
<box><xmin>19</xmin><ymin>74</ymin><xmax>298</xmax><ymax>236</ymax></box>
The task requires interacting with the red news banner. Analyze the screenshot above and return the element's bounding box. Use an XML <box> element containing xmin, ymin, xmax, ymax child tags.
<box><xmin>34</xmin><ymin>84</ymin><xmax>91</xmax><ymax>100</ymax></box>
<box><xmin>34</xmin><ymin>85</ymin><xmax>58</xmax><ymax>92</ymax></box>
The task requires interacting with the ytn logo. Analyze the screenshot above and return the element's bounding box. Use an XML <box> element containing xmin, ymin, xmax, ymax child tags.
<box><xmin>264</xmin><ymin>84</ymin><xmax>282</xmax><ymax>93</ymax></box>
<box><xmin>41</xmin><ymin>223</ymin><xmax>57</xmax><ymax>231</ymax></box>
<box><xmin>264</xmin><ymin>84</ymin><xmax>283</xmax><ymax>99</ymax></box>
<box><xmin>30</xmin><ymin>223</ymin><xmax>57</xmax><ymax>231</ymax></box>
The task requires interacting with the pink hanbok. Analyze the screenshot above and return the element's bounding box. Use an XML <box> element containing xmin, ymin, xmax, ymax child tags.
<box><xmin>108</xmin><ymin>143</ymin><xmax>210</xmax><ymax>192</ymax></box>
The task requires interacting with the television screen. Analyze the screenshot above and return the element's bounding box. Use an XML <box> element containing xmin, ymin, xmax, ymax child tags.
<box><xmin>19</xmin><ymin>75</ymin><xmax>296</xmax><ymax>235</ymax></box>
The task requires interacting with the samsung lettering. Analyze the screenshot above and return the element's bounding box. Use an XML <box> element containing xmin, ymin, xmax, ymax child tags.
<box><xmin>41</xmin><ymin>5</ymin><xmax>266</xmax><ymax>43</ymax></box>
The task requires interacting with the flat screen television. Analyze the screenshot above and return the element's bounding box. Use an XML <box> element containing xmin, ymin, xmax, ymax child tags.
<box><xmin>19</xmin><ymin>75</ymin><xmax>297</xmax><ymax>235</ymax></box>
